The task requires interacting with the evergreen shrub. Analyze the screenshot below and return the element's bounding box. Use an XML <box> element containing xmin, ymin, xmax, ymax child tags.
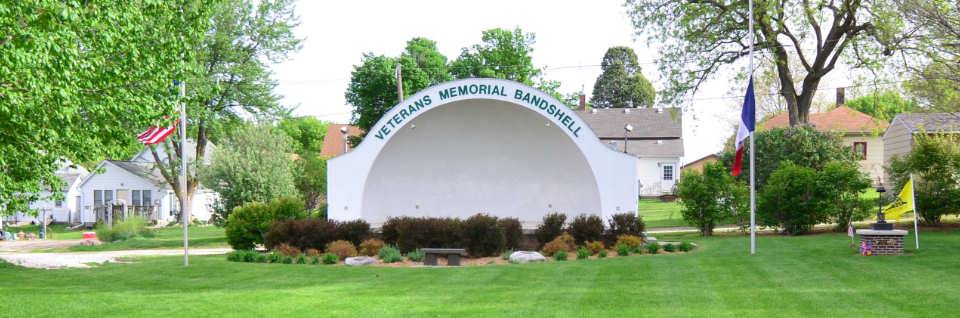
<box><xmin>535</xmin><ymin>213</ymin><xmax>567</xmax><ymax>248</ymax></box>
<box><xmin>568</xmin><ymin>214</ymin><xmax>605</xmax><ymax>245</ymax></box>
<box><xmin>462</xmin><ymin>213</ymin><xmax>505</xmax><ymax>257</ymax></box>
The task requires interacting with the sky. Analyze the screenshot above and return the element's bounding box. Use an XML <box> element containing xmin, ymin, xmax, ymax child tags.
<box><xmin>271</xmin><ymin>0</ymin><xmax>850</xmax><ymax>164</ymax></box>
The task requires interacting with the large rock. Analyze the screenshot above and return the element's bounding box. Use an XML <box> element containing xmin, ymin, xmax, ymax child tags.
<box><xmin>345</xmin><ymin>256</ymin><xmax>377</xmax><ymax>267</ymax></box>
<box><xmin>509</xmin><ymin>251</ymin><xmax>546</xmax><ymax>264</ymax></box>
<box><xmin>80</xmin><ymin>239</ymin><xmax>102</xmax><ymax>246</ymax></box>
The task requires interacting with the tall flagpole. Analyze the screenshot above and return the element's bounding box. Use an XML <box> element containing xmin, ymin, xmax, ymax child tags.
<box><xmin>748</xmin><ymin>0</ymin><xmax>757</xmax><ymax>255</ymax></box>
<box><xmin>910</xmin><ymin>174</ymin><xmax>919</xmax><ymax>249</ymax></box>
<box><xmin>181</xmin><ymin>81</ymin><xmax>189</xmax><ymax>267</ymax></box>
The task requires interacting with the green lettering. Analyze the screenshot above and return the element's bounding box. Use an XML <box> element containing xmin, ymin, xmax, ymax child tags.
<box><xmin>522</xmin><ymin>92</ymin><xmax>531</xmax><ymax>103</ymax></box>
<box><xmin>414</xmin><ymin>100</ymin><xmax>424</xmax><ymax>110</ymax></box>
<box><xmin>479</xmin><ymin>84</ymin><xmax>488</xmax><ymax>95</ymax></box>
<box><xmin>538</xmin><ymin>100</ymin><xmax>548</xmax><ymax>110</ymax></box>
<box><xmin>439</xmin><ymin>89</ymin><xmax>451</xmax><ymax>100</ymax></box>
<box><xmin>400</xmin><ymin>108</ymin><xmax>409</xmax><ymax>120</ymax></box>
<box><xmin>562</xmin><ymin>115</ymin><xmax>573</xmax><ymax>129</ymax></box>
<box><xmin>573</xmin><ymin>126</ymin><xmax>581</xmax><ymax>137</ymax></box>
<box><xmin>492</xmin><ymin>85</ymin><xmax>501</xmax><ymax>96</ymax></box>
<box><xmin>514</xmin><ymin>89</ymin><xmax>523</xmax><ymax>100</ymax></box>
<box><xmin>548</xmin><ymin>104</ymin><xmax>557</xmax><ymax>115</ymax></box>
<box><xmin>498</xmin><ymin>86</ymin><xmax>507</xmax><ymax>96</ymax></box>
<box><xmin>458</xmin><ymin>85</ymin><xmax>469</xmax><ymax>96</ymax></box>
<box><xmin>423</xmin><ymin>95</ymin><xmax>432</xmax><ymax>105</ymax></box>
<box><xmin>469</xmin><ymin>84</ymin><xmax>479</xmax><ymax>94</ymax></box>
<box><xmin>554</xmin><ymin>108</ymin><xmax>566</xmax><ymax>122</ymax></box>
<box><xmin>392</xmin><ymin>114</ymin><xmax>402</xmax><ymax>127</ymax></box>
<box><xmin>407</xmin><ymin>104</ymin><xmax>417</xmax><ymax>114</ymax></box>
<box><xmin>530</xmin><ymin>95</ymin><xmax>541</xmax><ymax>108</ymax></box>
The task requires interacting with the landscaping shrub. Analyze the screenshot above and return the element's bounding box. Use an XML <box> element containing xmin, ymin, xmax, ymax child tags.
<box><xmin>295</xmin><ymin>253</ymin><xmax>307</xmax><ymax>264</ymax></box>
<box><xmin>502</xmin><ymin>250</ymin><xmax>513</xmax><ymax>260</ymax></box>
<box><xmin>381</xmin><ymin>217</ymin><xmax>462</xmax><ymax>253</ymax></box>
<box><xmin>758</xmin><ymin>162</ymin><xmax>827</xmax><ymax>235</ymax></box>
<box><xmin>646</xmin><ymin>242</ymin><xmax>660</xmax><ymax>254</ymax></box>
<box><xmin>540</xmin><ymin>232</ymin><xmax>575</xmax><ymax>257</ymax></box>
<box><xmin>268</xmin><ymin>252</ymin><xmax>282</xmax><ymax>263</ymax></box>
<box><xmin>678</xmin><ymin>242</ymin><xmax>694</xmax><ymax>252</ymax></box>
<box><xmin>568</xmin><ymin>214</ymin><xmax>604</xmax><ymax>245</ymax></box>
<box><xmin>280</xmin><ymin>255</ymin><xmax>293</xmax><ymax>264</ymax></box>
<box><xmin>676</xmin><ymin>162</ymin><xmax>748</xmax><ymax>236</ymax></box>
<box><xmin>322</xmin><ymin>253</ymin><xmax>338</xmax><ymax>265</ymax></box>
<box><xmin>886</xmin><ymin>134</ymin><xmax>960</xmax><ymax>225</ymax></box>
<box><xmin>310</xmin><ymin>256</ymin><xmax>321</xmax><ymax>265</ymax></box>
<box><xmin>255</xmin><ymin>253</ymin><xmax>267</xmax><ymax>263</ymax></box>
<box><xmin>616</xmin><ymin>244</ymin><xmax>630</xmax><ymax>256</ymax></box>
<box><xmin>227</xmin><ymin>251</ymin><xmax>243</xmax><ymax>262</ymax></box>
<box><xmin>462</xmin><ymin>213</ymin><xmax>505</xmax><ymax>257</ymax></box>
<box><xmin>632</xmin><ymin>246</ymin><xmax>644</xmax><ymax>254</ymax></box>
<box><xmin>555</xmin><ymin>250</ymin><xmax>568</xmax><ymax>261</ymax></box>
<box><xmin>407</xmin><ymin>250</ymin><xmax>425</xmax><ymax>262</ymax></box>
<box><xmin>336</xmin><ymin>219</ymin><xmax>371</xmax><ymax>247</ymax></box>
<box><xmin>380</xmin><ymin>217</ymin><xmax>402</xmax><ymax>246</ymax></box>
<box><xmin>605</xmin><ymin>213</ymin><xmax>644</xmax><ymax>246</ymax></box>
<box><xmin>585</xmin><ymin>241</ymin><xmax>604</xmax><ymax>255</ymax></box>
<box><xmin>242</xmin><ymin>250</ymin><xmax>257</xmax><ymax>262</ymax></box>
<box><xmin>535</xmin><ymin>213</ymin><xmax>567</xmax><ymax>248</ymax></box>
<box><xmin>497</xmin><ymin>217</ymin><xmax>523</xmax><ymax>250</ymax></box>
<box><xmin>305</xmin><ymin>248</ymin><xmax>320</xmax><ymax>257</ymax></box>
<box><xmin>577</xmin><ymin>247</ymin><xmax>589</xmax><ymax>260</ymax></box>
<box><xmin>226</xmin><ymin>197</ymin><xmax>307</xmax><ymax>250</ymax></box>
<box><xmin>818</xmin><ymin>161</ymin><xmax>872</xmax><ymax>231</ymax></box>
<box><xmin>379</xmin><ymin>245</ymin><xmax>403</xmax><ymax>263</ymax></box>
<box><xmin>97</xmin><ymin>217</ymin><xmax>152</xmax><ymax>242</ymax></box>
<box><xmin>276</xmin><ymin>243</ymin><xmax>301</xmax><ymax>257</ymax></box>
<box><xmin>616</xmin><ymin>235</ymin><xmax>643</xmax><ymax>250</ymax></box>
<box><xmin>325</xmin><ymin>240</ymin><xmax>358</xmax><ymax>260</ymax></box>
<box><xmin>264</xmin><ymin>218</ymin><xmax>338</xmax><ymax>252</ymax></box>
<box><xmin>359</xmin><ymin>238</ymin><xmax>385</xmax><ymax>256</ymax></box>
<box><xmin>598</xmin><ymin>250</ymin><xmax>608</xmax><ymax>258</ymax></box>
<box><xmin>663</xmin><ymin>243</ymin><xmax>675</xmax><ymax>252</ymax></box>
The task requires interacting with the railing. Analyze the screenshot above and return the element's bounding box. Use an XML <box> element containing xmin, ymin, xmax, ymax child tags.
<box><xmin>94</xmin><ymin>205</ymin><xmax>160</xmax><ymax>224</ymax></box>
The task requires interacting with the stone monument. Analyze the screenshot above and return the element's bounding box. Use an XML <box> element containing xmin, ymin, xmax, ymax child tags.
<box><xmin>855</xmin><ymin>184</ymin><xmax>906</xmax><ymax>255</ymax></box>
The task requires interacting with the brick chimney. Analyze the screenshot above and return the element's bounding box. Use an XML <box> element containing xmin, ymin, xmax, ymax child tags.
<box><xmin>836</xmin><ymin>87</ymin><xmax>845</xmax><ymax>108</ymax></box>
<box><xmin>579</xmin><ymin>93</ymin><xmax>586</xmax><ymax>111</ymax></box>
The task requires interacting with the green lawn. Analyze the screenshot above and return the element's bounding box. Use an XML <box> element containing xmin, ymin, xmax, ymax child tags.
<box><xmin>637</xmin><ymin>200</ymin><xmax>688</xmax><ymax>228</ymax></box>
<box><xmin>58</xmin><ymin>226</ymin><xmax>227</xmax><ymax>252</ymax></box>
<box><xmin>3</xmin><ymin>230</ymin><xmax>958</xmax><ymax>317</ymax></box>
<box><xmin>2</xmin><ymin>223</ymin><xmax>84</xmax><ymax>240</ymax></box>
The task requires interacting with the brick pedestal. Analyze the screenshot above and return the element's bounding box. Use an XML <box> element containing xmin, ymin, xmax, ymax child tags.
<box><xmin>856</xmin><ymin>229</ymin><xmax>907</xmax><ymax>255</ymax></box>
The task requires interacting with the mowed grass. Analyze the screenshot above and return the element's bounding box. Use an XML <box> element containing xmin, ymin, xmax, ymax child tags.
<box><xmin>637</xmin><ymin>199</ymin><xmax>687</xmax><ymax>228</ymax></box>
<box><xmin>58</xmin><ymin>226</ymin><xmax>227</xmax><ymax>252</ymax></box>
<box><xmin>3</xmin><ymin>230</ymin><xmax>959</xmax><ymax>317</ymax></box>
<box><xmin>3</xmin><ymin>223</ymin><xmax>84</xmax><ymax>240</ymax></box>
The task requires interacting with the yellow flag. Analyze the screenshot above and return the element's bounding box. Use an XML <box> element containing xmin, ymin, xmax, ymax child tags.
<box><xmin>879</xmin><ymin>180</ymin><xmax>914</xmax><ymax>221</ymax></box>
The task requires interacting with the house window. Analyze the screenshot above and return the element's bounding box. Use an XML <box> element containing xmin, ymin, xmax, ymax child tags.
<box><xmin>132</xmin><ymin>190</ymin><xmax>141</xmax><ymax>206</ymax></box>
<box><xmin>94</xmin><ymin>190</ymin><xmax>103</xmax><ymax>206</ymax></box>
<box><xmin>663</xmin><ymin>165</ymin><xmax>674</xmax><ymax>181</ymax></box>
<box><xmin>55</xmin><ymin>199</ymin><xmax>63</xmax><ymax>208</ymax></box>
<box><xmin>854</xmin><ymin>142</ymin><xmax>867</xmax><ymax>160</ymax></box>
<box><xmin>143</xmin><ymin>190</ymin><xmax>152</xmax><ymax>206</ymax></box>
<box><xmin>103</xmin><ymin>190</ymin><xmax>113</xmax><ymax>205</ymax></box>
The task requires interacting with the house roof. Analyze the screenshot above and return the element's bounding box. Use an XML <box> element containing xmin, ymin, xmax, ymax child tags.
<box><xmin>604</xmin><ymin>138</ymin><xmax>684</xmax><ymax>157</ymax></box>
<box><xmin>890</xmin><ymin>113</ymin><xmax>960</xmax><ymax>133</ymax></box>
<box><xmin>760</xmin><ymin>106</ymin><xmax>889</xmax><ymax>133</ymax></box>
<box><xmin>131</xmin><ymin>138</ymin><xmax>216</xmax><ymax>163</ymax></box>
<box><xmin>104</xmin><ymin>160</ymin><xmax>167</xmax><ymax>185</ymax></box>
<box><xmin>55</xmin><ymin>172</ymin><xmax>84</xmax><ymax>188</ymax></box>
<box><xmin>319</xmin><ymin>124</ymin><xmax>364</xmax><ymax>158</ymax></box>
<box><xmin>682</xmin><ymin>154</ymin><xmax>719</xmax><ymax>169</ymax></box>
<box><xmin>577</xmin><ymin>107</ymin><xmax>682</xmax><ymax>139</ymax></box>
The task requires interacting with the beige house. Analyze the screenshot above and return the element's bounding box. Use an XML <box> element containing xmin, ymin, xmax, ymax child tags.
<box><xmin>681</xmin><ymin>154</ymin><xmax>719</xmax><ymax>175</ymax></box>
<box><xmin>761</xmin><ymin>106</ymin><xmax>889</xmax><ymax>182</ymax></box>
<box><xmin>883</xmin><ymin>113</ymin><xmax>960</xmax><ymax>187</ymax></box>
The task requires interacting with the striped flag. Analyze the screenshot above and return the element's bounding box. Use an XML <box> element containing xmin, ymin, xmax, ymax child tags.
<box><xmin>732</xmin><ymin>77</ymin><xmax>756</xmax><ymax>176</ymax></box>
<box><xmin>137</xmin><ymin>117</ymin><xmax>180</xmax><ymax>145</ymax></box>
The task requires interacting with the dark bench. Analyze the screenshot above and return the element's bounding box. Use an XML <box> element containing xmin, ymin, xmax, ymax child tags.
<box><xmin>419</xmin><ymin>248</ymin><xmax>466</xmax><ymax>266</ymax></box>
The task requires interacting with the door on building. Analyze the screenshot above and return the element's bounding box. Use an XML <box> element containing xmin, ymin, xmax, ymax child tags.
<box><xmin>661</xmin><ymin>164</ymin><xmax>676</xmax><ymax>194</ymax></box>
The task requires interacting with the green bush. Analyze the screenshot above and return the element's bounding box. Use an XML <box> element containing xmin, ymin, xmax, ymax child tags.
<box><xmin>759</xmin><ymin>162</ymin><xmax>827</xmax><ymax>235</ymax></box>
<box><xmin>380</xmin><ymin>217</ymin><xmax>462</xmax><ymax>253</ymax></box>
<box><xmin>605</xmin><ymin>213</ymin><xmax>644</xmax><ymax>247</ymax></box>
<box><xmin>502</xmin><ymin>250</ymin><xmax>513</xmax><ymax>260</ymax></box>
<box><xmin>555</xmin><ymin>250</ymin><xmax>568</xmax><ymax>261</ymax></box>
<box><xmin>535</xmin><ymin>213</ymin><xmax>567</xmax><ymax>248</ymax></box>
<box><xmin>407</xmin><ymin>250</ymin><xmax>425</xmax><ymax>262</ymax></box>
<box><xmin>280</xmin><ymin>255</ymin><xmax>293</xmax><ymax>264</ymax></box>
<box><xmin>336</xmin><ymin>219</ymin><xmax>371</xmax><ymax>247</ymax></box>
<box><xmin>616</xmin><ymin>244</ymin><xmax>630</xmax><ymax>256</ymax></box>
<box><xmin>576</xmin><ymin>247</ymin><xmax>589</xmax><ymax>260</ymax></box>
<box><xmin>226</xmin><ymin>196</ymin><xmax>306</xmax><ymax>250</ymax></box>
<box><xmin>678</xmin><ymin>242</ymin><xmax>694</xmax><ymax>252</ymax></box>
<box><xmin>96</xmin><ymin>217</ymin><xmax>151</xmax><ymax>242</ymax></box>
<box><xmin>322</xmin><ymin>253</ymin><xmax>338</xmax><ymax>265</ymax></box>
<box><xmin>646</xmin><ymin>242</ymin><xmax>660</xmax><ymax>254</ymax></box>
<box><xmin>676</xmin><ymin>162</ymin><xmax>747</xmax><ymax>236</ymax></box>
<box><xmin>632</xmin><ymin>246</ymin><xmax>644</xmax><ymax>254</ymax></box>
<box><xmin>242</xmin><ymin>250</ymin><xmax>257</xmax><ymax>262</ymax></box>
<box><xmin>818</xmin><ymin>161</ymin><xmax>872</xmax><ymax>231</ymax></box>
<box><xmin>379</xmin><ymin>245</ymin><xmax>403</xmax><ymax>263</ymax></box>
<box><xmin>497</xmin><ymin>218</ymin><xmax>523</xmax><ymax>250</ymax></box>
<box><xmin>568</xmin><ymin>214</ymin><xmax>605</xmax><ymax>245</ymax></box>
<box><xmin>295</xmin><ymin>253</ymin><xmax>307</xmax><ymax>264</ymax></box>
<box><xmin>663</xmin><ymin>243</ymin><xmax>675</xmax><ymax>252</ymax></box>
<box><xmin>461</xmin><ymin>213</ymin><xmax>505</xmax><ymax>257</ymax></box>
<box><xmin>255</xmin><ymin>253</ymin><xmax>267</xmax><ymax>263</ymax></box>
<box><xmin>268</xmin><ymin>252</ymin><xmax>282</xmax><ymax>263</ymax></box>
<box><xmin>310</xmin><ymin>256</ymin><xmax>321</xmax><ymax>265</ymax></box>
<box><xmin>887</xmin><ymin>134</ymin><xmax>960</xmax><ymax>225</ymax></box>
<box><xmin>598</xmin><ymin>250</ymin><xmax>608</xmax><ymax>258</ymax></box>
<box><xmin>227</xmin><ymin>251</ymin><xmax>243</xmax><ymax>262</ymax></box>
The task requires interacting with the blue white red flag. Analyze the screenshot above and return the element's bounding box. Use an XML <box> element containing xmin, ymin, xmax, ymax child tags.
<box><xmin>732</xmin><ymin>77</ymin><xmax>755</xmax><ymax>176</ymax></box>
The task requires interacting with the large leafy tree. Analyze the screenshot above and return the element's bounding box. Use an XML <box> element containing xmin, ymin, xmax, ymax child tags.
<box><xmin>450</xmin><ymin>28</ymin><xmax>563</xmax><ymax>100</ymax></box>
<box><xmin>590</xmin><ymin>46</ymin><xmax>655</xmax><ymax>108</ymax></box>
<box><xmin>347</xmin><ymin>38</ymin><xmax>451</xmax><ymax>132</ymax></box>
<box><xmin>0</xmin><ymin>0</ymin><xmax>213</xmax><ymax>216</ymax></box>
<box><xmin>148</xmin><ymin>0</ymin><xmax>301</xmax><ymax>221</ymax></box>
<box><xmin>278</xmin><ymin>116</ymin><xmax>328</xmax><ymax>155</ymax></box>
<box><xmin>625</xmin><ymin>0</ymin><xmax>900</xmax><ymax>125</ymax></box>
<box><xmin>676</xmin><ymin>162</ymin><xmax>748</xmax><ymax>236</ymax></box>
<box><xmin>889</xmin><ymin>1</ymin><xmax>960</xmax><ymax>111</ymax></box>
<box><xmin>844</xmin><ymin>90</ymin><xmax>920</xmax><ymax>122</ymax></box>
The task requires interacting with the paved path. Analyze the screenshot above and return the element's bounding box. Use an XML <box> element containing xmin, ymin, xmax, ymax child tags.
<box><xmin>0</xmin><ymin>239</ymin><xmax>81</xmax><ymax>252</ymax></box>
<box><xmin>647</xmin><ymin>225</ymin><xmax>740</xmax><ymax>234</ymax></box>
<box><xmin>0</xmin><ymin>248</ymin><xmax>232</xmax><ymax>269</ymax></box>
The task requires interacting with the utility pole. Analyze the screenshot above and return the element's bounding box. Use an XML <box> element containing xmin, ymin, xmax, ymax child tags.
<box><xmin>396</xmin><ymin>62</ymin><xmax>403</xmax><ymax>101</ymax></box>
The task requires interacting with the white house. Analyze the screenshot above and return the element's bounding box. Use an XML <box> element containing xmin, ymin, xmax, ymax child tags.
<box><xmin>576</xmin><ymin>107</ymin><xmax>684</xmax><ymax>198</ymax></box>
<box><xmin>6</xmin><ymin>160</ymin><xmax>90</xmax><ymax>225</ymax></box>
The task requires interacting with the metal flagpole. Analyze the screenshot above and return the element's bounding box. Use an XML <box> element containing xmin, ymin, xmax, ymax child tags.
<box><xmin>748</xmin><ymin>0</ymin><xmax>757</xmax><ymax>255</ymax></box>
<box><xmin>181</xmin><ymin>81</ymin><xmax>189</xmax><ymax>267</ymax></box>
<box><xmin>910</xmin><ymin>174</ymin><xmax>919</xmax><ymax>249</ymax></box>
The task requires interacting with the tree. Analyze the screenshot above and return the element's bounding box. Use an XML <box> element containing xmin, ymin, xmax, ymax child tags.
<box><xmin>295</xmin><ymin>153</ymin><xmax>327</xmax><ymax>211</ymax></box>
<box><xmin>845</xmin><ymin>90</ymin><xmax>920</xmax><ymax>122</ymax></box>
<box><xmin>675</xmin><ymin>162</ymin><xmax>748</xmax><ymax>236</ymax></box>
<box><xmin>758</xmin><ymin>162</ymin><xmax>825</xmax><ymax>235</ymax></box>
<box><xmin>590</xmin><ymin>46</ymin><xmax>655</xmax><ymax>108</ymax></box>
<box><xmin>225</xmin><ymin>196</ymin><xmax>306</xmax><ymax>250</ymax></box>
<box><xmin>346</xmin><ymin>38</ymin><xmax>450</xmax><ymax>132</ymax></box>
<box><xmin>450</xmin><ymin>28</ymin><xmax>539</xmax><ymax>85</ymax></box>
<box><xmin>278</xmin><ymin>116</ymin><xmax>328</xmax><ymax>155</ymax></box>
<box><xmin>886</xmin><ymin>134</ymin><xmax>960</xmax><ymax>225</ymax></box>
<box><xmin>625</xmin><ymin>0</ymin><xmax>900</xmax><ymax>126</ymax></box>
<box><xmin>0</xmin><ymin>1</ymin><xmax>213</xmax><ymax>216</ymax></box>
<box><xmin>905</xmin><ymin>62</ymin><xmax>960</xmax><ymax>112</ymax></box>
<box><xmin>148</xmin><ymin>0</ymin><xmax>301</xmax><ymax>224</ymax></box>
<box><xmin>817</xmin><ymin>161</ymin><xmax>872</xmax><ymax>231</ymax></box>
<box><xmin>201</xmin><ymin>123</ymin><xmax>298</xmax><ymax>220</ymax></box>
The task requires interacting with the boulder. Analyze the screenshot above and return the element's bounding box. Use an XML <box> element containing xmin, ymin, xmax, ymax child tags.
<box><xmin>644</xmin><ymin>236</ymin><xmax>658</xmax><ymax>246</ymax></box>
<box><xmin>80</xmin><ymin>239</ymin><xmax>102</xmax><ymax>246</ymax></box>
<box><xmin>345</xmin><ymin>256</ymin><xmax>377</xmax><ymax>267</ymax></box>
<box><xmin>508</xmin><ymin>251</ymin><xmax>546</xmax><ymax>264</ymax></box>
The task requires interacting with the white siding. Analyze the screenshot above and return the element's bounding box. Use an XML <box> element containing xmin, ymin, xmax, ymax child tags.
<box><xmin>78</xmin><ymin>162</ymin><xmax>170</xmax><ymax>224</ymax></box>
<box><xmin>883</xmin><ymin>120</ymin><xmax>914</xmax><ymax>187</ymax></box>
<box><xmin>636</xmin><ymin>157</ymin><xmax>681</xmax><ymax>197</ymax></box>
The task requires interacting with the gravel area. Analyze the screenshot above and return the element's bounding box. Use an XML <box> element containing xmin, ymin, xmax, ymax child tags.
<box><xmin>0</xmin><ymin>248</ymin><xmax>232</xmax><ymax>269</ymax></box>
